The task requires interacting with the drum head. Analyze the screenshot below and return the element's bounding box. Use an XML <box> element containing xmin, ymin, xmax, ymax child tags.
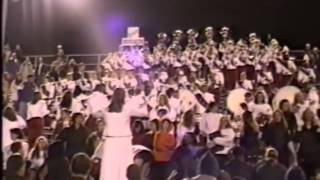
<box><xmin>272</xmin><ymin>86</ymin><xmax>301</xmax><ymax>110</ymax></box>
<box><xmin>227</xmin><ymin>88</ymin><xmax>248</xmax><ymax>116</ymax></box>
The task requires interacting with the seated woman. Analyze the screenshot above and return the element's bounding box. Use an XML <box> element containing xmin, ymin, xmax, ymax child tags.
<box><xmin>251</xmin><ymin>92</ymin><xmax>273</xmax><ymax>125</ymax></box>
<box><xmin>211</xmin><ymin>116</ymin><xmax>236</xmax><ymax>169</ymax></box>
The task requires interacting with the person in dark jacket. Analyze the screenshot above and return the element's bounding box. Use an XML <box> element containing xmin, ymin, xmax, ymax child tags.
<box><xmin>18</xmin><ymin>75</ymin><xmax>36</xmax><ymax>119</ymax></box>
<box><xmin>70</xmin><ymin>153</ymin><xmax>94</xmax><ymax>180</ymax></box>
<box><xmin>5</xmin><ymin>154</ymin><xmax>26</xmax><ymax>180</ymax></box>
<box><xmin>57</xmin><ymin>113</ymin><xmax>89</xmax><ymax>159</ymax></box>
<box><xmin>169</xmin><ymin>132</ymin><xmax>199</xmax><ymax>180</ymax></box>
<box><xmin>296</xmin><ymin>109</ymin><xmax>320</xmax><ymax>179</ymax></box>
<box><xmin>262</xmin><ymin>110</ymin><xmax>291</xmax><ymax>166</ymax></box>
<box><xmin>285</xmin><ymin>165</ymin><xmax>307</xmax><ymax>180</ymax></box>
<box><xmin>39</xmin><ymin>141</ymin><xmax>70</xmax><ymax>180</ymax></box>
<box><xmin>224</xmin><ymin>146</ymin><xmax>254</xmax><ymax>180</ymax></box>
<box><xmin>254</xmin><ymin>147</ymin><xmax>287</xmax><ymax>180</ymax></box>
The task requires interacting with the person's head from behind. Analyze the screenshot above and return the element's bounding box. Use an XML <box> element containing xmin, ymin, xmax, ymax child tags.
<box><xmin>31</xmin><ymin>91</ymin><xmax>42</xmax><ymax>104</ymax></box>
<box><xmin>48</xmin><ymin>141</ymin><xmax>65</xmax><ymax>160</ymax></box>
<box><xmin>286</xmin><ymin>166</ymin><xmax>307</xmax><ymax>180</ymax></box>
<box><xmin>109</xmin><ymin>88</ymin><xmax>126</xmax><ymax>112</ymax></box>
<box><xmin>6</xmin><ymin>155</ymin><xmax>25</xmax><ymax>178</ymax></box>
<box><xmin>206</xmin><ymin>102</ymin><xmax>218</xmax><ymax>113</ymax></box>
<box><xmin>94</xmin><ymin>84</ymin><xmax>105</xmax><ymax>93</ymax></box>
<box><xmin>279</xmin><ymin>99</ymin><xmax>291</xmax><ymax>112</ymax></box>
<box><xmin>61</xmin><ymin>108</ymin><xmax>71</xmax><ymax>119</ymax></box>
<box><xmin>161</xmin><ymin>119</ymin><xmax>172</xmax><ymax>133</ymax></box>
<box><xmin>230</xmin><ymin>146</ymin><xmax>245</xmax><ymax>162</ymax></box>
<box><xmin>27</xmin><ymin>75</ymin><xmax>34</xmax><ymax>83</ymax></box>
<box><xmin>242</xmin><ymin>111</ymin><xmax>253</xmax><ymax>124</ymax></box>
<box><xmin>70</xmin><ymin>153</ymin><xmax>91</xmax><ymax>177</ymax></box>
<box><xmin>264</xmin><ymin>147</ymin><xmax>279</xmax><ymax>164</ymax></box>
<box><xmin>126</xmin><ymin>164</ymin><xmax>141</xmax><ymax>180</ymax></box>
<box><xmin>10</xmin><ymin>141</ymin><xmax>23</xmax><ymax>156</ymax></box>
<box><xmin>158</xmin><ymin>94</ymin><xmax>169</xmax><ymax>106</ymax></box>
<box><xmin>61</xmin><ymin>90</ymin><xmax>72</xmax><ymax>105</ymax></box>
<box><xmin>183</xmin><ymin>110</ymin><xmax>194</xmax><ymax>128</ymax></box>
<box><xmin>135</xmin><ymin>150</ymin><xmax>153</xmax><ymax>166</ymax></box>
<box><xmin>3</xmin><ymin>106</ymin><xmax>17</xmax><ymax>122</ymax></box>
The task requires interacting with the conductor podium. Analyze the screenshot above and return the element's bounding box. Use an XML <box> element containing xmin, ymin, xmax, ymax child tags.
<box><xmin>120</xmin><ymin>27</ymin><xmax>146</xmax><ymax>49</ymax></box>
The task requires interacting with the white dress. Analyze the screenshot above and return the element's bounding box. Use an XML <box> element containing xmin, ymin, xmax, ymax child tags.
<box><xmin>99</xmin><ymin>102</ymin><xmax>148</xmax><ymax>180</ymax></box>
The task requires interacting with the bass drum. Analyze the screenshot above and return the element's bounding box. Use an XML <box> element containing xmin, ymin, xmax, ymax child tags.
<box><xmin>227</xmin><ymin>88</ymin><xmax>248</xmax><ymax>116</ymax></box>
<box><xmin>272</xmin><ymin>86</ymin><xmax>301</xmax><ymax>110</ymax></box>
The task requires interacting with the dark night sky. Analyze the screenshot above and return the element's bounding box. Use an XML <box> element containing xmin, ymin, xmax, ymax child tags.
<box><xmin>5</xmin><ymin>0</ymin><xmax>320</xmax><ymax>55</ymax></box>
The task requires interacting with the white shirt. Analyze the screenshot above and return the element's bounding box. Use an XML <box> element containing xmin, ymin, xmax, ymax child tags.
<box><xmin>213</xmin><ymin>128</ymin><xmax>236</xmax><ymax>154</ymax></box>
<box><xmin>236</xmin><ymin>80</ymin><xmax>253</xmax><ymax>90</ymax></box>
<box><xmin>102</xmin><ymin>103</ymin><xmax>148</xmax><ymax>137</ymax></box>
<box><xmin>2</xmin><ymin>116</ymin><xmax>27</xmax><ymax>148</ymax></box>
<box><xmin>87</xmin><ymin>91</ymin><xmax>109</xmax><ymax>114</ymax></box>
<box><xmin>200</xmin><ymin>113</ymin><xmax>223</xmax><ymax>134</ymax></box>
<box><xmin>27</xmin><ymin>100</ymin><xmax>50</xmax><ymax>120</ymax></box>
<box><xmin>257</xmin><ymin>72</ymin><xmax>274</xmax><ymax>85</ymax></box>
<box><xmin>297</xmin><ymin>68</ymin><xmax>316</xmax><ymax>84</ymax></box>
<box><xmin>169</xmin><ymin>97</ymin><xmax>181</xmax><ymax>115</ymax></box>
<box><xmin>251</xmin><ymin>103</ymin><xmax>273</xmax><ymax>120</ymax></box>
<box><xmin>28</xmin><ymin>150</ymin><xmax>46</xmax><ymax>169</ymax></box>
<box><xmin>275</xmin><ymin>60</ymin><xmax>297</xmax><ymax>75</ymax></box>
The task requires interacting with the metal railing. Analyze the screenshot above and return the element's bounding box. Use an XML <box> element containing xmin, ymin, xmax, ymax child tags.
<box><xmin>25</xmin><ymin>49</ymin><xmax>306</xmax><ymax>68</ymax></box>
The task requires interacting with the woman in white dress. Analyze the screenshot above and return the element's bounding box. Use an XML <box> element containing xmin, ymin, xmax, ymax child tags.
<box><xmin>99</xmin><ymin>88</ymin><xmax>148</xmax><ymax>180</ymax></box>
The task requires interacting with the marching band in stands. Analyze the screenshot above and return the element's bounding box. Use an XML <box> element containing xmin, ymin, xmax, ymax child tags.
<box><xmin>2</xmin><ymin>27</ymin><xmax>320</xmax><ymax>180</ymax></box>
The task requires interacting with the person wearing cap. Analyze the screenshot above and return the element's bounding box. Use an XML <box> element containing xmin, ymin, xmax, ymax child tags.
<box><xmin>254</xmin><ymin>147</ymin><xmax>287</xmax><ymax>180</ymax></box>
<box><xmin>224</xmin><ymin>146</ymin><xmax>254</xmax><ymax>180</ymax></box>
